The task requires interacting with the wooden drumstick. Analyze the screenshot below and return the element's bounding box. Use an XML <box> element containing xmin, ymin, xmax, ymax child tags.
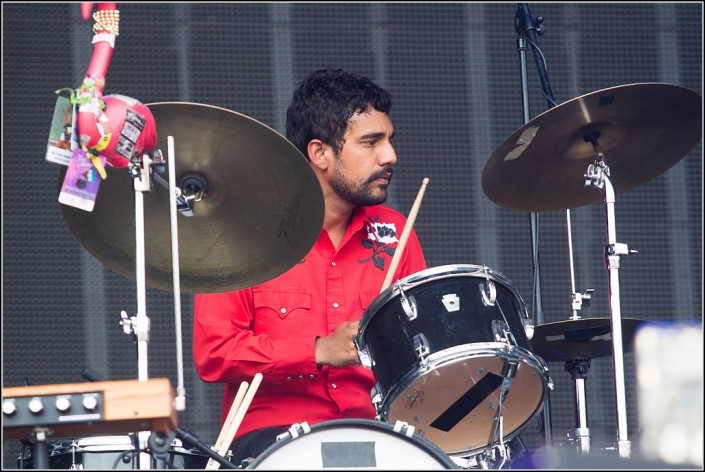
<box><xmin>206</xmin><ymin>373</ymin><xmax>264</xmax><ymax>470</ymax></box>
<box><xmin>205</xmin><ymin>380</ymin><xmax>249</xmax><ymax>469</ymax></box>
<box><xmin>380</xmin><ymin>177</ymin><xmax>429</xmax><ymax>293</ymax></box>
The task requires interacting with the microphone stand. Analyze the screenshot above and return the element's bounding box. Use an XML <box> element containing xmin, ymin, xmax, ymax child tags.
<box><xmin>514</xmin><ymin>2</ymin><xmax>556</xmax><ymax>449</ymax></box>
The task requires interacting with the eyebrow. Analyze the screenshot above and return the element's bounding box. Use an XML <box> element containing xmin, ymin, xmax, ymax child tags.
<box><xmin>359</xmin><ymin>131</ymin><xmax>395</xmax><ymax>140</ymax></box>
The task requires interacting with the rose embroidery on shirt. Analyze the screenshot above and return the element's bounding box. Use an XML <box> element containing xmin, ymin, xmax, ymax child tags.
<box><xmin>359</xmin><ymin>216</ymin><xmax>398</xmax><ymax>270</ymax></box>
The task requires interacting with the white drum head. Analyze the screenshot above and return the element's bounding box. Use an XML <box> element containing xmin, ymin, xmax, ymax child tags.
<box><xmin>249</xmin><ymin>419</ymin><xmax>455</xmax><ymax>470</ymax></box>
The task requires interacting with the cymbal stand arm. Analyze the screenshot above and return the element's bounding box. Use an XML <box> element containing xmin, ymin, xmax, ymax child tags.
<box><xmin>583</xmin><ymin>135</ymin><xmax>633</xmax><ymax>459</ymax></box>
<box><xmin>566</xmin><ymin>209</ymin><xmax>579</xmax><ymax>320</ymax></box>
<box><xmin>566</xmin><ymin>211</ymin><xmax>595</xmax><ymax>321</ymax></box>
<box><xmin>167</xmin><ymin>136</ymin><xmax>187</xmax><ymax>412</ymax></box>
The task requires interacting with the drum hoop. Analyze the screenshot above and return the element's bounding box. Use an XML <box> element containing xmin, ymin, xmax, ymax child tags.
<box><xmin>379</xmin><ymin>343</ymin><xmax>548</xmax><ymax>415</ymax></box>
<box><xmin>423</xmin><ymin>342</ymin><xmax>548</xmax><ymax>371</ymax></box>
<box><xmin>48</xmin><ymin>435</ymin><xmax>135</xmax><ymax>455</ymax></box>
<box><xmin>359</xmin><ymin>264</ymin><xmax>528</xmax><ymax>337</ymax></box>
<box><xmin>247</xmin><ymin>418</ymin><xmax>456</xmax><ymax>468</ymax></box>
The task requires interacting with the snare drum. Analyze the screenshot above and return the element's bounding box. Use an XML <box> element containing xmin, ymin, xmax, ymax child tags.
<box><xmin>21</xmin><ymin>435</ymin><xmax>208</xmax><ymax>469</ymax></box>
<box><xmin>355</xmin><ymin>264</ymin><xmax>550</xmax><ymax>456</ymax></box>
<box><xmin>248</xmin><ymin>419</ymin><xmax>456</xmax><ymax>469</ymax></box>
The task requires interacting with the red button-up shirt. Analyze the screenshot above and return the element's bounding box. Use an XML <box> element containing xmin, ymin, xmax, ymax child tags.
<box><xmin>193</xmin><ymin>204</ymin><xmax>427</xmax><ymax>438</ymax></box>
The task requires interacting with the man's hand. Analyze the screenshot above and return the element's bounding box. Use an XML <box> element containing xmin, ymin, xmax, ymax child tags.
<box><xmin>315</xmin><ymin>320</ymin><xmax>361</xmax><ymax>368</ymax></box>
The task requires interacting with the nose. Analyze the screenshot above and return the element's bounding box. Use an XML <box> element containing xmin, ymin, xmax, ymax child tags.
<box><xmin>379</xmin><ymin>141</ymin><xmax>397</xmax><ymax>166</ymax></box>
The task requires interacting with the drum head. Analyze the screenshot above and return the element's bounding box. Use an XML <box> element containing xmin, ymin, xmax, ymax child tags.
<box><xmin>383</xmin><ymin>345</ymin><xmax>547</xmax><ymax>455</ymax></box>
<box><xmin>248</xmin><ymin>419</ymin><xmax>456</xmax><ymax>469</ymax></box>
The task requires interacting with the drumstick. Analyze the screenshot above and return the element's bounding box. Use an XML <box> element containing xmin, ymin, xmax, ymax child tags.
<box><xmin>206</xmin><ymin>373</ymin><xmax>264</xmax><ymax>470</ymax></box>
<box><xmin>380</xmin><ymin>177</ymin><xmax>429</xmax><ymax>293</ymax></box>
<box><xmin>205</xmin><ymin>380</ymin><xmax>249</xmax><ymax>469</ymax></box>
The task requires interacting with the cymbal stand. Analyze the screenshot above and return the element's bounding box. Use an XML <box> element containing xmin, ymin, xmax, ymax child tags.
<box><xmin>119</xmin><ymin>151</ymin><xmax>164</xmax><ymax>383</ymax></box>
<box><xmin>120</xmin><ymin>149</ymin><xmax>164</xmax><ymax>469</ymax></box>
<box><xmin>583</xmin><ymin>132</ymin><xmax>635</xmax><ymax>459</ymax></box>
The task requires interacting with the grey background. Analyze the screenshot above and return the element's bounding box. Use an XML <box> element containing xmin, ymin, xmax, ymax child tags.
<box><xmin>2</xmin><ymin>2</ymin><xmax>702</xmax><ymax>468</ymax></box>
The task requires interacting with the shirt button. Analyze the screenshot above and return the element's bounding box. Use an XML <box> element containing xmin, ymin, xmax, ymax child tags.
<box><xmin>331</xmin><ymin>383</ymin><xmax>337</xmax><ymax>389</ymax></box>
<box><xmin>286</xmin><ymin>376</ymin><xmax>292</xmax><ymax>382</ymax></box>
<box><xmin>310</xmin><ymin>374</ymin><xmax>315</xmax><ymax>379</ymax></box>
<box><xmin>298</xmin><ymin>375</ymin><xmax>304</xmax><ymax>380</ymax></box>
<box><xmin>331</xmin><ymin>262</ymin><xmax>336</xmax><ymax>267</ymax></box>
<box><xmin>332</xmin><ymin>302</ymin><xmax>339</xmax><ymax>308</ymax></box>
<box><xmin>280</xmin><ymin>308</ymin><xmax>287</xmax><ymax>314</ymax></box>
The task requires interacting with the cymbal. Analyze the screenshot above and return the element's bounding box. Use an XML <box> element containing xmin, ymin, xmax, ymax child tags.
<box><xmin>482</xmin><ymin>83</ymin><xmax>702</xmax><ymax>212</ymax></box>
<box><xmin>60</xmin><ymin>102</ymin><xmax>324</xmax><ymax>293</ymax></box>
<box><xmin>530</xmin><ymin>317</ymin><xmax>653</xmax><ymax>362</ymax></box>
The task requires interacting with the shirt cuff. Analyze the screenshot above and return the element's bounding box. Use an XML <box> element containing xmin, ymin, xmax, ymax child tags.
<box><xmin>271</xmin><ymin>336</ymin><xmax>320</xmax><ymax>383</ymax></box>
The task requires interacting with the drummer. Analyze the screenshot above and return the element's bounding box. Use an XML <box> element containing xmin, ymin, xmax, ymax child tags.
<box><xmin>193</xmin><ymin>68</ymin><xmax>428</xmax><ymax>465</ymax></box>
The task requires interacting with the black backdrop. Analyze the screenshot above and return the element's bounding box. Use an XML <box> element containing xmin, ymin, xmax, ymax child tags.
<box><xmin>2</xmin><ymin>2</ymin><xmax>702</xmax><ymax>469</ymax></box>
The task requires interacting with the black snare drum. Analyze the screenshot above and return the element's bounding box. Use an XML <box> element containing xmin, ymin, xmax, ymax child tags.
<box><xmin>355</xmin><ymin>264</ymin><xmax>550</xmax><ymax>456</ymax></box>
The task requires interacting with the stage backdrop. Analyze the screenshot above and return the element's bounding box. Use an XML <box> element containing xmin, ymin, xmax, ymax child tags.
<box><xmin>2</xmin><ymin>2</ymin><xmax>702</xmax><ymax>468</ymax></box>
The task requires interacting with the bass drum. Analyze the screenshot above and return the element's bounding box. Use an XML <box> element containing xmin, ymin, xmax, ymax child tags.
<box><xmin>355</xmin><ymin>264</ymin><xmax>550</xmax><ymax>456</ymax></box>
<box><xmin>248</xmin><ymin>419</ymin><xmax>456</xmax><ymax>469</ymax></box>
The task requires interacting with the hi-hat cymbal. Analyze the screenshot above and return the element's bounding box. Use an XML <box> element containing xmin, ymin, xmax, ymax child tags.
<box><xmin>530</xmin><ymin>317</ymin><xmax>653</xmax><ymax>362</ymax></box>
<box><xmin>60</xmin><ymin>102</ymin><xmax>324</xmax><ymax>293</ymax></box>
<box><xmin>482</xmin><ymin>83</ymin><xmax>702</xmax><ymax>212</ymax></box>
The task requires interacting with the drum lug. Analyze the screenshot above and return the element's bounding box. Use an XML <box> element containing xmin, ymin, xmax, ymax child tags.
<box><xmin>414</xmin><ymin>333</ymin><xmax>430</xmax><ymax>364</ymax></box>
<box><xmin>480</xmin><ymin>280</ymin><xmax>497</xmax><ymax>306</ymax></box>
<box><xmin>392</xmin><ymin>420</ymin><xmax>416</xmax><ymax>437</ymax></box>
<box><xmin>370</xmin><ymin>384</ymin><xmax>383</xmax><ymax>416</ymax></box>
<box><xmin>492</xmin><ymin>320</ymin><xmax>511</xmax><ymax>344</ymax></box>
<box><xmin>284</xmin><ymin>422</ymin><xmax>311</xmax><ymax>440</ymax></box>
<box><xmin>353</xmin><ymin>335</ymin><xmax>373</xmax><ymax>368</ymax></box>
<box><xmin>399</xmin><ymin>286</ymin><xmax>417</xmax><ymax>321</ymax></box>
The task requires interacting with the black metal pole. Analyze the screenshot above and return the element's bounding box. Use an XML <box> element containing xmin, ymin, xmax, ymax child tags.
<box><xmin>514</xmin><ymin>2</ymin><xmax>557</xmax><ymax>450</ymax></box>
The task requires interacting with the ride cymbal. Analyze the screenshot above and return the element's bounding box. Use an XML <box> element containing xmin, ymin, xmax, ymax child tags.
<box><xmin>60</xmin><ymin>102</ymin><xmax>324</xmax><ymax>293</ymax></box>
<box><xmin>530</xmin><ymin>317</ymin><xmax>653</xmax><ymax>362</ymax></box>
<box><xmin>482</xmin><ymin>83</ymin><xmax>702</xmax><ymax>212</ymax></box>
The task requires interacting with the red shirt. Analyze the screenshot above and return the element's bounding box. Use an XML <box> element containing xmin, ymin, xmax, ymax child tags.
<box><xmin>193</xmin><ymin>204</ymin><xmax>427</xmax><ymax>438</ymax></box>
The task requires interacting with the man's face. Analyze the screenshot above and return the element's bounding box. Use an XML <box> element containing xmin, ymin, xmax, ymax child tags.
<box><xmin>329</xmin><ymin>109</ymin><xmax>397</xmax><ymax>206</ymax></box>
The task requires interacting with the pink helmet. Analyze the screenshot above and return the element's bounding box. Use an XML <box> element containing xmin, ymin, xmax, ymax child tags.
<box><xmin>78</xmin><ymin>94</ymin><xmax>157</xmax><ymax>168</ymax></box>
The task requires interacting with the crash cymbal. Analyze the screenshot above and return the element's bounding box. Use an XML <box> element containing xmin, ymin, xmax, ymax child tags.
<box><xmin>60</xmin><ymin>102</ymin><xmax>324</xmax><ymax>293</ymax></box>
<box><xmin>530</xmin><ymin>317</ymin><xmax>654</xmax><ymax>362</ymax></box>
<box><xmin>483</xmin><ymin>83</ymin><xmax>702</xmax><ymax>212</ymax></box>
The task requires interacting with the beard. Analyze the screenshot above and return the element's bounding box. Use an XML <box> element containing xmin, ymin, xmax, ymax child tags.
<box><xmin>329</xmin><ymin>162</ymin><xmax>393</xmax><ymax>207</ymax></box>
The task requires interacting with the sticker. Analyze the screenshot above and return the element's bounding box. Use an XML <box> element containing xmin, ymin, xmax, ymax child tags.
<box><xmin>46</xmin><ymin>96</ymin><xmax>77</xmax><ymax>166</ymax></box>
<box><xmin>58</xmin><ymin>149</ymin><xmax>105</xmax><ymax>212</ymax></box>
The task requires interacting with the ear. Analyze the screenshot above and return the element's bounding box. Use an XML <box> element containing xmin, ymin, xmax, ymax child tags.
<box><xmin>307</xmin><ymin>139</ymin><xmax>329</xmax><ymax>171</ymax></box>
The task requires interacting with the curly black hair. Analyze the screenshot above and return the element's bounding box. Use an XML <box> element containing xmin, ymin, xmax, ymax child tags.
<box><xmin>286</xmin><ymin>69</ymin><xmax>392</xmax><ymax>159</ymax></box>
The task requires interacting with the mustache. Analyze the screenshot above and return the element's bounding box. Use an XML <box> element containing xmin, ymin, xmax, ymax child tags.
<box><xmin>368</xmin><ymin>167</ymin><xmax>394</xmax><ymax>183</ymax></box>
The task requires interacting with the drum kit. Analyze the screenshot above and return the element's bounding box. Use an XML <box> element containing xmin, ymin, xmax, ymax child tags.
<box><xmin>4</xmin><ymin>39</ymin><xmax>700</xmax><ymax>470</ymax></box>
<box><xmin>11</xmin><ymin>75</ymin><xmax>695</xmax><ymax>470</ymax></box>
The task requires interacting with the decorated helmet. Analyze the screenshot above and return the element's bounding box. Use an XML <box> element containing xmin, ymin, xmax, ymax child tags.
<box><xmin>78</xmin><ymin>94</ymin><xmax>157</xmax><ymax>168</ymax></box>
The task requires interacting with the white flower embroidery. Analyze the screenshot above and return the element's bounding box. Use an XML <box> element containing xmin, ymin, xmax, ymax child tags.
<box><xmin>367</xmin><ymin>222</ymin><xmax>399</xmax><ymax>245</ymax></box>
